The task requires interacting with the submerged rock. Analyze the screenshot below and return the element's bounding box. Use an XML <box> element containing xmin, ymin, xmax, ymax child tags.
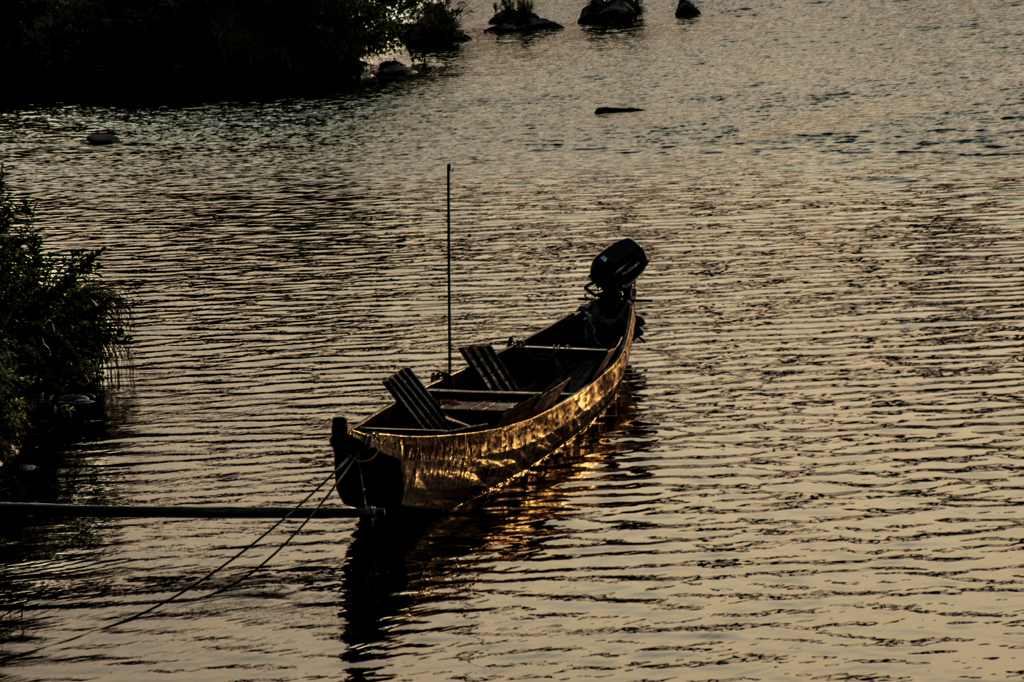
<box><xmin>86</xmin><ymin>133</ymin><xmax>120</xmax><ymax>145</ymax></box>
<box><xmin>485</xmin><ymin>11</ymin><xmax>564</xmax><ymax>34</ymax></box>
<box><xmin>375</xmin><ymin>60</ymin><xmax>417</xmax><ymax>82</ymax></box>
<box><xmin>55</xmin><ymin>393</ymin><xmax>100</xmax><ymax>418</ymax></box>
<box><xmin>58</xmin><ymin>393</ymin><xmax>95</xmax><ymax>406</ymax></box>
<box><xmin>675</xmin><ymin>0</ymin><xmax>701</xmax><ymax>18</ymax></box>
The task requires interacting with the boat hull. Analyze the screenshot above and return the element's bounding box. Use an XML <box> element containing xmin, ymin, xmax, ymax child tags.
<box><xmin>333</xmin><ymin>297</ymin><xmax>637</xmax><ymax>512</ymax></box>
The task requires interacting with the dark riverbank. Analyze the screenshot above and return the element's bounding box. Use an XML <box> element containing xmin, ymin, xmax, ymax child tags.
<box><xmin>3</xmin><ymin>0</ymin><xmax>465</xmax><ymax>105</ymax></box>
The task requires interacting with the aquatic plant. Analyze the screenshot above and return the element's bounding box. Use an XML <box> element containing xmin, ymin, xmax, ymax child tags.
<box><xmin>0</xmin><ymin>169</ymin><xmax>132</xmax><ymax>463</ymax></box>
<box><xmin>492</xmin><ymin>0</ymin><xmax>536</xmax><ymax>18</ymax></box>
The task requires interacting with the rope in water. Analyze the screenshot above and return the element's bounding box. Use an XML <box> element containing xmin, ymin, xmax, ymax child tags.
<box><xmin>2</xmin><ymin>456</ymin><xmax>360</xmax><ymax>664</ymax></box>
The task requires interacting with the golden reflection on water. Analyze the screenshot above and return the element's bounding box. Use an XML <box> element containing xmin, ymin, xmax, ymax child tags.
<box><xmin>338</xmin><ymin>380</ymin><xmax>645</xmax><ymax>652</ymax></box>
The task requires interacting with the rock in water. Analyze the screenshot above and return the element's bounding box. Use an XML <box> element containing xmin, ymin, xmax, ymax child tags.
<box><xmin>485</xmin><ymin>12</ymin><xmax>564</xmax><ymax>34</ymax></box>
<box><xmin>676</xmin><ymin>0</ymin><xmax>701</xmax><ymax>18</ymax></box>
<box><xmin>87</xmin><ymin>133</ymin><xmax>120</xmax><ymax>145</ymax></box>
<box><xmin>579</xmin><ymin>0</ymin><xmax>641</xmax><ymax>27</ymax></box>
<box><xmin>376</xmin><ymin>60</ymin><xmax>416</xmax><ymax>82</ymax></box>
<box><xmin>599</xmin><ymin>0</ymin><xmax>638</xmax><ymax>24</ymax></box>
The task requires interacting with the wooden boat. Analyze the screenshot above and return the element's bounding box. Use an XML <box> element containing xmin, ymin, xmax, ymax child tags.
<box><xmin>331</xmin><ymin>239</ymin><xmax>648</xmax><ymax>512</ymax></box>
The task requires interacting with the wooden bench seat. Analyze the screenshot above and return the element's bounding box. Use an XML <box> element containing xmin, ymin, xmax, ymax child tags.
<box><xmin>509</xmin><ymin>343</ymin><xmax>619</xmax><ymax>392</ymax></box>
<box><xmin>429</xmin><ymin>388</ymin><xmax>566</xmax><ymax>404</ymax></box>
<box><xmin>430</xmin><ymin>378</ymin><xmax>572</xmax><ymax>427</ymax></box>
<box><xmin>383</xmin><ymin>368</ymin><xmax>468</xmax><ymax>431</ymax></box>
<box><xmin>459</xmin><ymin>344</ymin><xmax>517</xmax><ymax>391</ymax></box>
<box><xmin>518</xmin><ymin>344</ymin><xmax>612</xmax><ymax>354</ymax></box>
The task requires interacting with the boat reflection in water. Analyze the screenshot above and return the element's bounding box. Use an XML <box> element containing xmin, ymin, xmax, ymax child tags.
<box><xmin>336</xmin><ymin>374</ymin><xmax>647</xmax><ymax>667</ymax></box>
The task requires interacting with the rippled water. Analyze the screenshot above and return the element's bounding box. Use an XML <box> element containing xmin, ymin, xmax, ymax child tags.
<box><xmin>3</xmin><ymin>0</ymin><xmax>1024</xmax><ymax>679</ymax></box>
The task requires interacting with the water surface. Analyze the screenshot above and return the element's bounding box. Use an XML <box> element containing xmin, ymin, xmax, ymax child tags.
<box><xmin>3</xmin><ymin>0</ymin><xmax>1024</xmax><ymax>679</ymax></box>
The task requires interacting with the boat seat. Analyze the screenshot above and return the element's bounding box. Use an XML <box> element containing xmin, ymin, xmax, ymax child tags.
<box><xmin>509</xmin><ymin>344</ymin><xmax>620</xmax><ymax>392</ymax></box>
<box><xmin>428</xmin><ymin>380</ymin><xmax>572</xmax><ymax>427</ymax></box>
<box><xmin>497</xmin><ymin>378</ymin><xmax>570</xmax><ymax>426</ymax></box>
<box><xmin>431</xmin><ymin>389</ymin><xmax>539</xmax><ymax>423</ymax></box>
<box><xmin>517</xmin><ymin>344</ymin><xmax>616</xmax><ymax>357</ymax></box>
<box><xmin>383</xmin><ymin>368</ymin><xmax>464</xmax><ymax>431</ymax></box>
<box><xmin>459</xmin><ymin>344</ymin><xmax>518</xmax><ymax>391</ymax></box>
<box><xmin>430</xmin><ymin>388</ymin><xmax>557</xmax><ymax>403</ymax></box>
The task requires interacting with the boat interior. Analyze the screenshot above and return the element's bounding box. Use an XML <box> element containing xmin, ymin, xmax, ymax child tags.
<box><xmin>355</xmin><ymin>238</ymin><xmax>647</xmax><ymax>436</ymax></box>
<box><xmin>358</xmin><ymin>300</ymin><xmax>633</xmax><ymax>435</ymax></box>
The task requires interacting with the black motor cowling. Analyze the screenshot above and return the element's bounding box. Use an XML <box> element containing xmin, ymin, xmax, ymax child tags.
<box><xmin>589</xmin><ymin>238</ymin><xmax>648</xmax><ymax>294</ymax></box>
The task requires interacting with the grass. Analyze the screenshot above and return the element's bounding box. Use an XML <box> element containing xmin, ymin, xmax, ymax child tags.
<box><xmin>0</xmin><ymin>168</ymin><xmax>132</xmax><ymax>464</ymax></box>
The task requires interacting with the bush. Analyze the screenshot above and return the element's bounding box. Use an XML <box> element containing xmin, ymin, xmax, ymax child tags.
<box><xmin>493</xmin><ymin>0</ymin><xmax>534</xmax><ymax>15</ymax></box>
<box><xmin>402</xmin><ymin>0</ymin><xmax>470</xmax><ymax>58</ymax></box>
<box><xmin>0</xmin><ymin>169</ymin><xmax>132</xmax><ymax>462</ymax></box>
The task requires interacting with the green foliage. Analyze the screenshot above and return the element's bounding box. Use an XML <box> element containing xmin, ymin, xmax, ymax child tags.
<box><xmin>0</xmin><ymin>170</ymin><xmax>132</xmax><ymax>461</ymax></box>
<box><xmin>402</xmin><ymin>0</ymin><xmax>469</xmax><ymax>58</ymax></box>
<box><xmin>493</xmin><ymin>0</ymin><xmax>534</xmax><ymax>14</ymax></box>
<box><xmin>493</xmin><ymin>0</ymin><xmax>536</xmax><ymax>17</ymax></box>
<box><xmin>4</xmin><ymin>0</ymin><xmax>466</xmax><ymax>100</ymax></box>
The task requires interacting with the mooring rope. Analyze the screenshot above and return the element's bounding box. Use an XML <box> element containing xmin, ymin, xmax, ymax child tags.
<box><xmin>1</xmin><ymin>456</ymin><xmax>358</xmax><ymax>664</ymax></box>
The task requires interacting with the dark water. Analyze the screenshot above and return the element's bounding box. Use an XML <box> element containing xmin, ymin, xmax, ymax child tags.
<box><xmin>3</xmin><ymin>0</ymin><xmax>1024</xmax><ymax>679</ymax></box>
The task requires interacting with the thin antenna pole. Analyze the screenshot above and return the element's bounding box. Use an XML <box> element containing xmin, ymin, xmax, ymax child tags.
<box><xmin>446</xmin><ymin>164</ymin><xmax>452</xmax><ymax>375</ymax></box>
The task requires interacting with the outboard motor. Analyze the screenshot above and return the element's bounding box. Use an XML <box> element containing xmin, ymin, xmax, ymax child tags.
<box><xmin>581</xmin><ymin>238</ymin><xmax>648</xmax><ymax>346</ymax></box>
<box><xmin>587</xmin><ymin>238</ymin><xmax>648</xmax><ymax>306</ymax></box>
<box><xmin>589</xmin><ymin>238</ymin><xmax>647</xmax><ymax>293</ymax></box>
